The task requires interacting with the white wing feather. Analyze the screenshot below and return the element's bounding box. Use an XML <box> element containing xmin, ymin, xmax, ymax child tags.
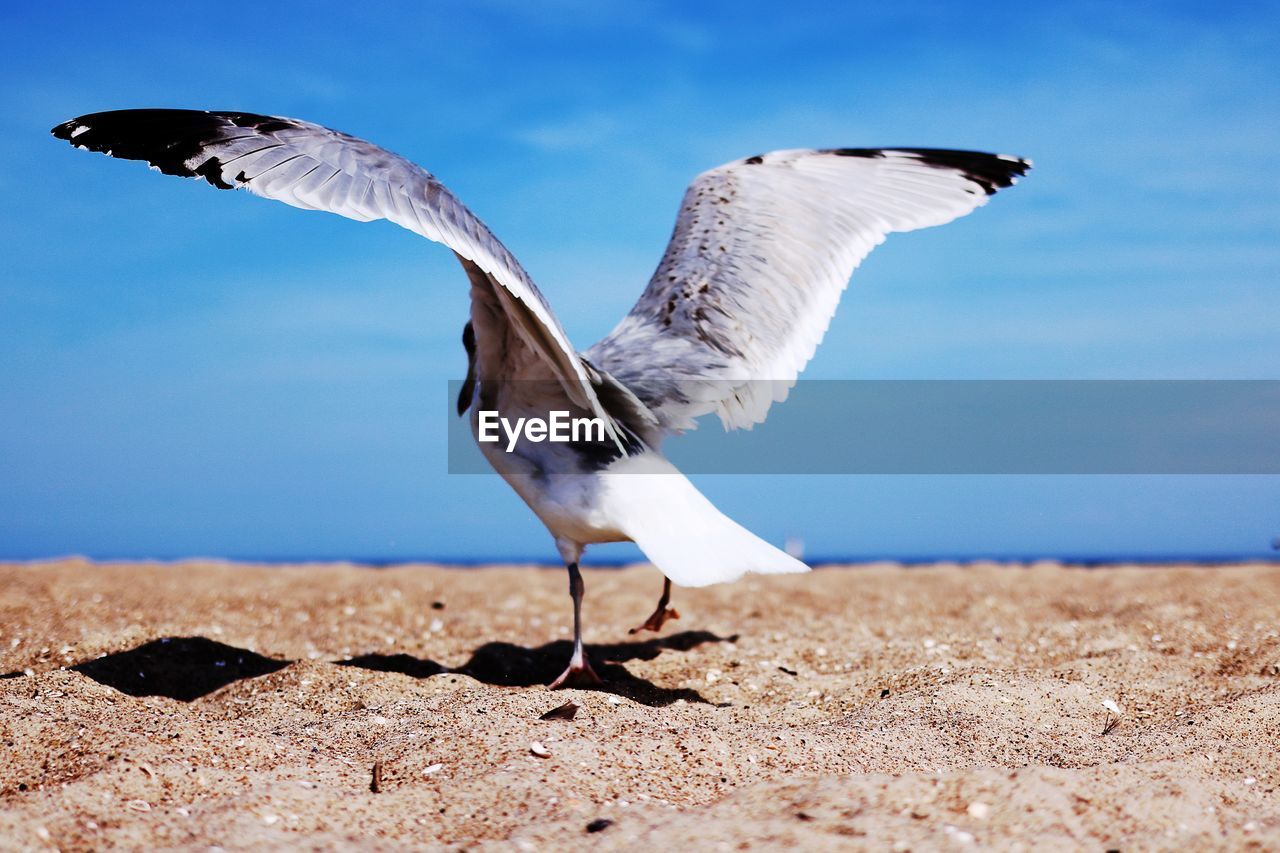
<box><xmin>52</xmin><ymin>109</ymin><xmax>619</xmax><ymax>437</ymax></box>
<box><xmin>587</xmin><ymin>147</ymin><xmax>1030</xmax><ymax>434</ymax></box>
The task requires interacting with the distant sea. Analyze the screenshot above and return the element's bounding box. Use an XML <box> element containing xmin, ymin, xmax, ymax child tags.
<box><xmin>24</xmin><ymin>552</ymin><xmax>1280</xmax><ymax>568</ymax></box>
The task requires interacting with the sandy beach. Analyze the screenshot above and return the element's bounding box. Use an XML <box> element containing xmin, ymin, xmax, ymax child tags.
<box><xmin>1</xmin><ymin>559</ymin><xmax>1277</xmax><ymax>849</ymax></box>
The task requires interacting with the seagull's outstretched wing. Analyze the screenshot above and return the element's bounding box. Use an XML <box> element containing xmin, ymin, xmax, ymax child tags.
<box><xmin>586</xmin><ymin>148</ymin><xmax>1030</xmax><ymax>433</ymax></box>
<box><xmin>51</xmin><ymin>108</ymin><xmax>620</xmax><ymax>438</ymax></box>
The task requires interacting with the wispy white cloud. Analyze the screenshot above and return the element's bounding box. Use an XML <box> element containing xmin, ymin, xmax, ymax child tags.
<box><xmin>513</xmin><ymin>112</ymin><xmax>623</xmax><ymax>151</ymax></box>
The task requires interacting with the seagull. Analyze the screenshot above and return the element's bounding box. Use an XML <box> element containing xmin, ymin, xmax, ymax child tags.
<box><xmin>52</xmin><ymin>109</ymin><xmax>1029</xmax><ymax>688</ymax></box>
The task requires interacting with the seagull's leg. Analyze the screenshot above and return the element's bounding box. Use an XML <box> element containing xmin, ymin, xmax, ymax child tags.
<box><xmin>629</xmin><ymin>577</ymin><xmax>680</xmax><ymax>634</ymax></box>
<box><xmin>549</xmin><ymin>561</ymin><xmax>603</xmax><ymax>689</ymax></box>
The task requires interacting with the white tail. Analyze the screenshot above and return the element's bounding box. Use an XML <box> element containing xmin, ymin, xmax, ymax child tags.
<box><xmin>601</xmin><ymin>454</ymin><xmax>809</xmax><ymax>587</ymax></box>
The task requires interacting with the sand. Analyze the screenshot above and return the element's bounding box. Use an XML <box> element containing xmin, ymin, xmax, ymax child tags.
<box><xmin>1</xmin><ymin>559</ymin><xmax>1277</xmax><ymax>850</ymax></box>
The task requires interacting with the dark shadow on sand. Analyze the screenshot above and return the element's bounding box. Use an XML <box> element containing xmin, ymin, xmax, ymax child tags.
<box><xmin>65</xmin><ymin>631</ymin><xmax>733</xmax><ymax>707</ymax></box>
<box><xmin>71</xmin><ymin>637</ymin><xmax>290</xmax><ymax>701</ymax></box>
<box><xmin>343</xmin><ymin>630</ymin><xmax>736</xmax><ymax>707</ymax></box>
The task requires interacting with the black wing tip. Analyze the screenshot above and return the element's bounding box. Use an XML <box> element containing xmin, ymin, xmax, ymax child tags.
<box><xmin>52</xmin><ymin>108</ymin><xmax>293</xmax><ymax>132</ymax></box>
<box><xmin>49</xmin><ymin>109</ymin><xmax>300</xmax><ymax>190</ymax></box>
<box><xmin>51</xmin><ymin>108</ymin><xmax>209</xmax><ymax>139</ymax></box>
<box><xmin>830</xmin><ymin>147</ymin><xmax>1032</xmax><ymax>194</ymax></box>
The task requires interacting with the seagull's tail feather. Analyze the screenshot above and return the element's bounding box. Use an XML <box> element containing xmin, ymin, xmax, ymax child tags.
<box><xmin>601</xmin><ymin>455</ymin><xmax>809</xmax><ymax>588</ymax></box>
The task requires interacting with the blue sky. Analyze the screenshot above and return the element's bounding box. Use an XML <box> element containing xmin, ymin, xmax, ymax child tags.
<box><xmin>2</xmin><ymin>1</ymin><xmax>1278</xmax><ymax>562</ymax></box>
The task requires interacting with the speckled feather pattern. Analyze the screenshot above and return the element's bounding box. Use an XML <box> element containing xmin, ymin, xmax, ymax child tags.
<box><xmin>587</xmin><ymin>148</ymin><xmax>1030</xmax><ymax>432</ymax></box>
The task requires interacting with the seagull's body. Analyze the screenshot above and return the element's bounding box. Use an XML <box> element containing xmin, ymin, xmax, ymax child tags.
<box><xmin>52</xmin><ymin>110</ymin><xmax>1029</xmax><ymax>687</ymax></box>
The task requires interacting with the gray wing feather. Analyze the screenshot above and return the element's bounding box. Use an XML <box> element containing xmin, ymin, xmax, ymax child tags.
<box><xmin>52</xmin><ymin>109</ymin><xmax>617</xmax><ymax>434</ymax></box>
<box><xmin>587</xmin><ymin>147</ymin><xmax>1030</xmax><ymax>434</ymax></box>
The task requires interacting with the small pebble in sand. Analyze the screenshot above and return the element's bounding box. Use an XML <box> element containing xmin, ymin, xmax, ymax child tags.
<box><xmin>529</xmin><ymin>741</ymin><xmax>551</xmax><ymax>758</ymax></box>
<box><xmin>429</xmin><ymin>619</ymin><xmax>444</xmax><ymax>633</ymax></box>
<box><xmin>262</xmin><ymin>813</ymin><xmax>280</xmax><ymax>825</ymax></box>
<box><xmin>967</xmin><ymin>802</ymin><xmax>991</xmax><ymax>819</ymax></box>
<box><xmin>706</xmin><ymin>669</ymin><xmax>722</xmax><ymax>683</ymax></box>
<box><xmin>372</xmin><ymin>716</ymin><xmax>389</xmax><ymax>725</ymax></box>
<box><xmin>422</xmin><ymin>764</ymin><xmax>443</xmax><ymax>775</ymax></box>
<box><xmin>125</xmin><ymin>799</ymin><xmax>150</xmax><ymax>812</ymax></box>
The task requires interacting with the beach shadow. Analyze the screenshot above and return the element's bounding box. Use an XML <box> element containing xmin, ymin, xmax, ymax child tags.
<box><xmin>343</xmin><ymin>653</ymin><xmax>448</xmax><ymax>679</ymax></box>
<box><xmin>343</xmin><ymin>630</ymin><xmax>735</xmax><ymax>707</ymax></box>
<box><xmin>72</xmin><ymin>637</ymin><xmax>290</xmax><ymax>701</ymax></box>
<box><xmin>65</xmin><ymin>631</ymin><xmax>732</xmax><ymax>708</ymax></box>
